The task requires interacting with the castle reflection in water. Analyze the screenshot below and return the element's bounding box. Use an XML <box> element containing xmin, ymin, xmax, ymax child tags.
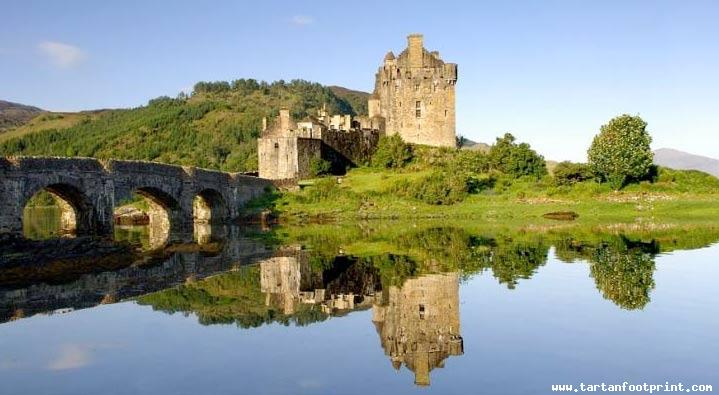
<box><xmin>258</xmin><ymin>248</ymin><xmax>463</xmax><ymax>386</ymax></box>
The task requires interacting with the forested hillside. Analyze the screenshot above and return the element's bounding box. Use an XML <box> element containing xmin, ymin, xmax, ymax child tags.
<box><xmin>0</xmin><ymin>79</ymin><xmax>366</xmax><ymax>172</ymax></box>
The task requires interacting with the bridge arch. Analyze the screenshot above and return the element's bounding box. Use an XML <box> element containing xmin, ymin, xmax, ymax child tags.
<box><xmin>193</xmin><ymin>188</ymin><xmax>229</xmax><ymax>224</ymax></box>
<box><xmin>130</xmin><ymin>186</ymin><xmax>183</xmax><ymax>247</ymax></box>
<box><xmin>22</xmin><ymin>183</ymin><xmax>97</xmax><ymax>238</ymax></box>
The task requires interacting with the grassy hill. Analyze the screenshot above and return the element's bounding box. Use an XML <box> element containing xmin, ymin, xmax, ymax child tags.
<box><xmin>0</xmin><ymin>100</ymin><xmax>44</xmax><ymax>132</ymax></box>
<box><xmin>0</xmin><ymin>111</ymin><xmax>109</xmax><ymax>144</ymax></box>
<box><xmin>0</xmin><ymin>79</ymin><xmax>365</xmax><ymax>172</ymax></box>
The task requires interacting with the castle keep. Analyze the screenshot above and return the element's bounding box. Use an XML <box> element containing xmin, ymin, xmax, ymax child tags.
<box><xmin>370</xmin><ymin>34</ymin><xmax>457</xmax><ymax>147</ymax></box>
<box><xmin>258</xmin><ymin>34</ymin><xmax>457</xmax><ymax>180</ymax></box>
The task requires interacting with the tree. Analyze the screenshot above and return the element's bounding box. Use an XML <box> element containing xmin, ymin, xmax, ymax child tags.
<box><xmin>371</xmin><ymin>134</ymin><xmax>414</xmax><ymax>169</ymax></box>
<box><xmin>587</xmin><ymin>114</ymin><xmax>653</xmax><ymax>189</ymax></box>
<box><xmin>488</xmin><ymin>133</ymin><xmax>547</xmax><ymax>178</ymax></box>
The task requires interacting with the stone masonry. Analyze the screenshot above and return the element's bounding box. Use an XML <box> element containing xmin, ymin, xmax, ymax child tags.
<box><xmin>0</xmin><ymin>156</ymin><xmax>272</xmax><ymax>238</ymax></box>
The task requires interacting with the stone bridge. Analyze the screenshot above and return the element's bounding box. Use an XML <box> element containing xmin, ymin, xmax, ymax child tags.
<box><xmin>0</xmin><ymin>157</ymin><xmax>273</xmax><ymax>238</ymax></box>
<box><xmin>0</xmin><ymin>225</ymin><xmax>276</xmax><ymax>322</ymax></box>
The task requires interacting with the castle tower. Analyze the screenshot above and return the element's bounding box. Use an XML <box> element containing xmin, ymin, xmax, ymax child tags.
<box><xmin>372</xmin><ymin>34</ymin><xmax>458</xmax><ymax>147</ymax></box>
<box><xmin>372</xmin><ymin>272</ymin><xmax>464</xmax><ymax>386</ymax></box>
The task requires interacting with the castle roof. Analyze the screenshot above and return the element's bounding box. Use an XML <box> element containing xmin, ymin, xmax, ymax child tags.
<box><xmin>384</xmin><ymin>51</ymin><xmax>395</xmax><ymax>61</ymax></box>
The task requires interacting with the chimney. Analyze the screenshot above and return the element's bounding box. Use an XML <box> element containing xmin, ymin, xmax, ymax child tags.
<box><xmin>407</xmin><ymin>33</ymin><xmax>424</xmax><ymax>68</ymax></box>
<box><xmin>279</xmin><ymin>109</ymin><xmax>290</xmax><ymax>131</ymax></box>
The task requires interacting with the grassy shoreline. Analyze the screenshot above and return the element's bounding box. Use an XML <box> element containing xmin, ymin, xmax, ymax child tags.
<box><xmin>266</xmin><ymin>167</ymin><xmax>719</xmax><ymax>226</ymax></box>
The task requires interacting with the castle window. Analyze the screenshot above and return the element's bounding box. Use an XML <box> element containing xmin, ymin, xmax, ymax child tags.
<box><xmin>415</xmin><ymin>101</ymin><xmax>421</xmax><ymax>118</ymax></box>
<box><xmin>419</xmin><ymin>304</ymin><xmax>426</xmax><ymax>319</ymax></box>
<box><xmin>274</xmin><ymin>142</ymin><xmax>279</xmax><ymax>149</ymax></box>
<box><xmin>414</xmin><ymin>82</ymin><xmax>420</xmax><ymax>92</ymax></box>
<box><xmin>445</xmin><ymin>109</ymin><xmax>448</xmax><ymax>117</ymax></box>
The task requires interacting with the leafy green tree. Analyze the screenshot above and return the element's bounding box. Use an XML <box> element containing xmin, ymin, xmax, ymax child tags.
<box><xmin>371</xmin><ymin>134</ymin><xmax>414</xmax><ymax>169</ymax></box>
<box><xmin>488</xmin><ymin>133</ymin><xmax>547</xmax><ymax>178</ymax></box>
<box><xmin>587</xmin><ymin>114</ymin><xmax>653</xmax><ymax>189</ymax></box>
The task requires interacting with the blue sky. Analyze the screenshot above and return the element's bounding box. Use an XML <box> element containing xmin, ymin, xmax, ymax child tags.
<box><xmin>1</xmin><ymin>0</ymin><xmax>717</xmax><ymax>161</ymax></box>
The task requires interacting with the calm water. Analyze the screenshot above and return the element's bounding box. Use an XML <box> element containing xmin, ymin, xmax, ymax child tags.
<box><xmin>2</xmin><ymin>212</ymin><xmax>718</xmax><ymax>394</ymax></box>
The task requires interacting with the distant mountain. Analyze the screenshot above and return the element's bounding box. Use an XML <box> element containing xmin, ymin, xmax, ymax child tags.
<box><xmin>328</xmin><ymin>86</ymin><xmax>369</xmax><ymax>116</ymax></box>
<box><xmin>0</xmin><ymin>100</ymin><xmax>44</xmax><ymax>131</ymax></box>
<box><xmin>459</xmin><ymin>137</ymin><xmax>490</xmax><ymax>152</ymax></box>
<box><xmin>654</xmin><ymin>148</ymin><xmax>719</xmax><ymax>177</ymax></box>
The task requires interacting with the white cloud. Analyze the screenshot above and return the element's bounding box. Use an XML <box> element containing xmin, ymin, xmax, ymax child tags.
<box><xmin>38</xmin><ymin>41</ymin><xmax>86</xmax><ymax>68</ymax></box>
<box><xmin>291</xmin><ymin>15</ymin><xmax>314</xmax><ymax>26</ymax></box>
<box><xmin>47</xmin><ymin>344</ymin><xmax>92</xmax><ymax>371</ymax></box>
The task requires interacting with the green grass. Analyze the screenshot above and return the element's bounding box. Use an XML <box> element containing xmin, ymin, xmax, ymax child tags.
<box><xmin>274</xmin><ymin>166</ymin><xmax>719</xmax><ymax>225</ymax></box>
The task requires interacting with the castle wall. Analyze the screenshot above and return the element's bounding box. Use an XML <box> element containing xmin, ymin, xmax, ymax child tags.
<box><xmin>296</xmin><ymin>138</ymin><xmax>322</xmax><ymax>179</ymax></box>
<box><xmin>257</xmin><ymin>137</ymin><xmax>322</xmax><ymax>181</ymax></box>
<box><xmin>320</xmin><ymin>129</ymin><xmax>381</xmax><ymax>171</ymax></box>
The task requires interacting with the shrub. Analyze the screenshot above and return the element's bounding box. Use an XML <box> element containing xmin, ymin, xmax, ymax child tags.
<box><xmin>452</xmin><ymin>149</ymin><xmax>490</xmax><ymax>174</ymax></box>
<box><xmin>391</xmin><ymin>170</ymin><xmax>482</xmax><ymax>205</ymax></box>
<box><xmin>371</xmin><ymin>134</ymin><xmax>414</xmax><ymax>169</ymax></box>
<box><xmin>587</xmin><ymin>114</ymin><xmax>653</xmax><ymax>189</ymax></box>
<box><xmin>309</xmin><ymin>157</ymin><xmax>331</xmax><ymax>177</ymax></box>
<box><xmin>303</xmin><ymin>177</ymin><xmax>343</xmax><ymax>203</ymax></box>
<box><xmin>488</xmin><ymin>133</ymin><xmax>547</xmax><ymax>179</ymax></box>
<box><xmin>552</xmin><ymin>161</ymin><xmax>594</xmax><ymax>185</ymax></box>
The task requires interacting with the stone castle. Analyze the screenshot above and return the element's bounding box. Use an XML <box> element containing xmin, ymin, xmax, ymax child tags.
<box><xmin>370</xmin><ymin>33</ymin><xmax>457</xmax><ymax>147</ymax></box>
<box><xmin>258</xmin><ymin>34</ymin><xmax>457</xmax><ymax>180</ymax></box>
<box><xmin>373</xmin><ymin>273</ymin><xmax>464</xmax><ymax>387</ymax></box>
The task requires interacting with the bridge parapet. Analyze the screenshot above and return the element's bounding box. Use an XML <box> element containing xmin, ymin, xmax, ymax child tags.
<box><xmin>106</xmin><ymin>159</ymin><xmax>192</xmax><ymax>178</ymax></box>
<box><xmin>3</xmin><ymin>156</ymin><xmax>108</xmax><ymax>173</ymax></box>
